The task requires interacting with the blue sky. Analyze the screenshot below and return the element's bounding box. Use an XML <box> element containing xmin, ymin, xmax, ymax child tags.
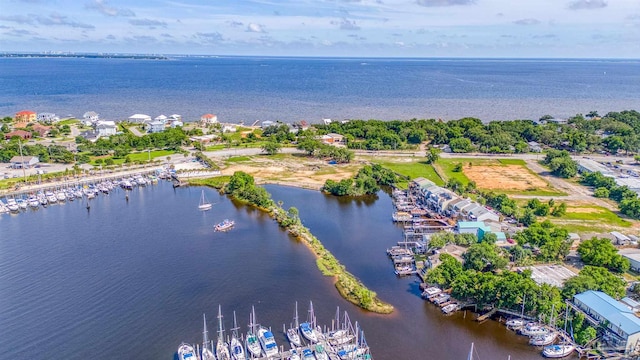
<box><xmin>1</xmin><ymin>0</ymin><xmax>639</xmax><ymax>57</ymax></box>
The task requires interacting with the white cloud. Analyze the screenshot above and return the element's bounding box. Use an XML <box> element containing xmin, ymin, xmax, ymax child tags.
<box><xmin>246</xmin><ymin>23</ymin><xmax>266</xmax><ymax>33</ymax></box>
<box><xmin>85</xmin><ymin>0</ymin><xmax>135</xmax><ymax>17</ymax></box>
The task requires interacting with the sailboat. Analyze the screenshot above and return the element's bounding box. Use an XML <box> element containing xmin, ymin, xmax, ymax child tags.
<box><xmin>199</xmin><ymin>190</ymin><xmax>212</xmax><ymax>211</ymax></box>
<box><xmin>201</xmin><ymin>314</ymin><xmax>216</xmax><ymax>360</ymax></box>
<box><xmin>177</xmin><ymin>343</ymin><xmax>197</xmax><ymax>360</ymax></box>
<box><xmin>245</xmin><ymin>306</ymin><xmax>263</xmax><ymax>358</ymax></box>
<box><xmin>229</xmin><ymin>311</ymin><xmax>246</xmax><ymax>360</ymax></box>
<box><xmin>216</xmin><ymin>305</ymin><xmax>231</xmax><ymax>360</ymax></box>
<box><xmin>542</xmin><ymin>306</ymin><xmax>575</xmax><ymax>358</ymax></box>
<box><xmin>286</xmin><ymin>301</ymin><xmax>303</xmax><ymax>347</ymax></box>
<box><xmin>300</xmin><ymin>301</ymin><xmax>318</xmax><ymax>343</ymax></box>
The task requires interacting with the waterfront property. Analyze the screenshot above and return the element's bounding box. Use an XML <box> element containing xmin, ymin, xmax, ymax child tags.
<box><xmin>36</xmin><ymin>112</ymin><xmax>60</xmax><ymax>124</ymax></box>
<box><xmin>10</xmin><ymin>155</ymin><xmax>39</xmax><ymax>169</ymax></box>
<box><xmin>573</xmin><ymin>290</ymin><xmax>640</xmax><ymax>353</ymax></box>
<box><xmin>96</xmin><ymin>120</ymin><xmax>117</xmax><ymax>137</ymax></box>
<box><xmin>128</xmin><ymin>113</ymin><xmax>152</xmax><ymax>123</ymax></box>
<box><xmin>619</xmin><ymin>248</ymin><xmax>640</xmax><ymax>272</ymax></box>
<box><xmin>14</xmin><ymin>110</ymin><xmax>36</xmax><ymax>124</ymax></box>
<box><xmin>200</xmin><ymin>113</ymin><xmax>218</xmax><ymax>125</ymax></box>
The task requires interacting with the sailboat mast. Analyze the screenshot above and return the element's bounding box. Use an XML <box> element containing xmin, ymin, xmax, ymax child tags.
<box><xmin>203</xmin><ymin>313</ymin><xmax>210</xmax><ymax>346</ymax></box>
<box><xmin>468</xmin><ymin>342</ymin><xmax>474</xmax><ymax>360</ymax></box>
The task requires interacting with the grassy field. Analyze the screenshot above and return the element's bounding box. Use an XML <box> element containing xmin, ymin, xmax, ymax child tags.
<box><xmin>371</xmin><ymin>159</ymin><xmax>444</xmax><ymax>188</ymax></box>
<box><xmin>89</xmin><ymin>150</ymin><xmax>176</xmax><ymax>165</ymax></box>
<box><xmin>546</xmin><ymin>205</ymin><xmax>633</xmax><ymax>233</ymax></box>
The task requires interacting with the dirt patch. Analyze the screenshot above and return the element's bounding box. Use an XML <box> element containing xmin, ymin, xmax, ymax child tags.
<box><xmin>465</xmin><ymin>164</ymin><xmax>547</xmax><ymax>191</ymax></box>
<box><xmin>220</xmin><ymin>156</ymin><xmax>358</xmax><ymax>189</ymax></box>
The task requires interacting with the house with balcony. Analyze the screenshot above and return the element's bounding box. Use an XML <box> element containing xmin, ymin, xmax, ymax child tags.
<box><xmin>200</xmin><ymin>114</ymin><xmax>218</xmax><ymax>125</ymax></box>
<box><xmin>148</xmin><ymin>120</ymin><xmax>165</xmax><ymax>133</ymax></box>
<box><xmin>37</xmin><ymin>112</ymin><xmax>60</xmax><ymax>124</ymax></box>
<box><xmin>15</xmin><ymin>110</ymin><xmax>36</xmax><ymax>124</ymax></box>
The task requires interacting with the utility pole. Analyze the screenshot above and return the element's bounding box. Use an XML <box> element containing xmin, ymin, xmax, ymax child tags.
<box><xmin>18</xmin><ymin>139</ymin><xmax>26</xmax><ymax>184</ymax></box>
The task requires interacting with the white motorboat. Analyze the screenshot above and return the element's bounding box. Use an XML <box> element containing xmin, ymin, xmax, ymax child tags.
<box><xmin>56</xmin><ymin>191</ymin><xmax>66</xmax><ymax>202</ymax></box>
<box><xmin>287</xmin><ymin>302</ymin><xmax>303</xmax><ymax>347</ymax></box>
<box><xmin>229</xmin><ymin>311</ymin><xmax>246</xmax><ymax>360</ymax></box>
<box><xmin>28</xmin><ymin>196</ymin><xmax>40</xmax><ymax>209</ymax></box>
<box><xmin>530</xmin><ymin>332</ymin><xmax>557</xmax><ymax>346</ymax></box>
<box><xmin>327</xmin><ymin>329</ymin><xmax>354</xmax><ymax>346</ymax></box>
<box><xmin>6</xmin><ymin>198</ymin><xmax>20</xmax><ymax>212</ymax></box>
<box><xmin>201</xmin><ymin>314</ymin><xmax>215</xmax><ymax>360</ymax></box>
<box><xmin>216</xmin><ymin>305</ymin><xmax>231</xmax><ymax>360</ymax></box>
<box><xmin>506</xmin><ymin>318</ymin><xmax>525</xmax><ymax>328</ymax></box>
<box><xmin>302</xmin><ymin>348</ymin><xmax>315</xmax><ymax>360</ymax></box>
<box><xmin>199</xmin><ymin>190</ymin><xmax>212</xmax><ymax>211</ymax></box>
<box><xmin>289</xmin><ymin>348</ymin><xmax>301</xmax><ymax>360</ymax></box>
<box><xmin>441</xmin><ymin>303</ymin><xmax>459</xmax><ymax>314</ymax></box>
<box><xmin>177</xmin><ymin>343</ymin><xmax>197</xmax><ymax>360</ymax></box>
<box><xmin>542</xmin><ymin>344</ymin><xmax>575</xmax><ymax>358</ymax></box>
<box><xmin>245</xmin><ymin>306</ymin><xmax>263</xmax><ymax>358</ymax></box>
<box><xmin>421</xmin><ymin>286</ymin><xmax>442</xmax><ymax>299</ymax></box>
<box><xmin>16</xmin><ymin>198</ymin><xmax>27</xmax><ymax>210</ymax></box>
<box><xmin>215</xmin><ymin>219</ymin><xmax>235</xmax><ymax>232</ymax></box>
<box><xmin>258</xmin><ymin>327</ymin><xmax>279</xmax><ymax>358</ymax></box>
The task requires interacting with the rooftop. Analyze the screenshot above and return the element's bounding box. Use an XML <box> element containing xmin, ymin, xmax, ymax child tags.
<box><xmin>574</xmin><ymin>290</ymin><xmax>640</xmax><ymax>335</ymax></box>
<box><xmin>518</xmin><ymin>264</ymin><xmax>576</xmax><ymax>287</ymax></box>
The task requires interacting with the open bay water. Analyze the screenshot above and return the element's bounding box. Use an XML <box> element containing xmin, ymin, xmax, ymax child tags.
<box><xmin>0</xmin><ymin>56</ymin><xmax>638</xmax><ymax>122</ymax></box>
<box><xmin>1</xmin><ymin>182</ymin><xmax>546</xmax><ymax>359</ymax></box>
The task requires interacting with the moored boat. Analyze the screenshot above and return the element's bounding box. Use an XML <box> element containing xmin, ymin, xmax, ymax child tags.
<box><xmin>229</xmin><ymin>311</ymin><xmax>246</xmax><ymax>360</ymax></box>
<box><xmin>199</xmin><ymin>190</ymin><xmax>212</xmax><ymax>211</ymax></box>
<box><xmin>215</xmin><ymin>219</ymin><xmax>235</xmax><ymax>232</ymax></box>
<box><xmin>216</xmin><ymin>305</ymin><xmax>231</xmax><ymax>360</ymax></box>
<box><xmin>286</xmin><ymin>302</ymin><xmax>303</xmax><ymax>347</ymax></box>
<box><xmin>530</xmin><ymin>332</ymin><xmax>557</xmax><ymax>346</ymax></box>
<box><xmin>519</xmin><ymin>323</ymin><xmax>549</xmax><ymax>337</ymax></box>
<box><xmin>506</xmin><ymin>318</ymin><xmax>525</xmax><ymax>329</ymax></box>
<box><xmin>177</xmin><ymin>343</ymin><xmax>197</xmax><ymax>360</ymax></box>
<box><xmin>314</xmin><ymin>344</ymin><xmax>329</xmax><ymax>360</ymax></box>
<box><xmin>258</xmin><ymin>326</ymin><xmax>279</xmax><ymax>357</ymax></box>
<box><xmin>201</xmin><ymin>314</ymin><xmax>215</xmax><ymax>360</ymax></box>
<box><xmin>441</xmin><ymin>303</ymin><xmax>459</xmax><ymax>314</ymax></box>
<box><xmin>542</xmin><ymin>344</ymin><xmax>575</xmax><ymax>358</ymax></box>
<box><xmin>245</xmin><ymin>306</ymin><xmax>263</xmax><ymax>358</ymax></box>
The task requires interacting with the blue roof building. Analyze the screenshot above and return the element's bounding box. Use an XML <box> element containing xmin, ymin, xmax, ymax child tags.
<box><xmin>574</xmin><ymin>290</ymin><xmax>640</xmax><ymax>353</ymax></box>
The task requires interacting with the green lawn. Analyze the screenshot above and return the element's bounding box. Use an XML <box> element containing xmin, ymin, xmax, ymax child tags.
<box><xmin>226</xmin><ymin>156</ymin><xmax>252</xmax><ymax>163</ymax></box>
<box><xmin>498</xmin><ymin>158</ymin><xmax>527</xmax><ymax>165</ymax></box>
<box><xmin>57</xmin><ymin>119</ymin><xmax>80</xmax><ymax>126</ymax></box>
<box><xmin>89</xmin><ymin>150</ymin><xmax>176</xmax><ymax>165</ymax></box>
<box><xmin>372</xmin><ymin>159</ymin><xmax>444</xmax><ymax>188</ymax></box>
<box><xmin>546</xmin><ymin>205</ymin><xmax>632</xmax><ymax>233</ymax></box>
<box><xmin>436</xmin><ymin>158</ymin><xmax>471</xmax><ymax>185</ymax></box>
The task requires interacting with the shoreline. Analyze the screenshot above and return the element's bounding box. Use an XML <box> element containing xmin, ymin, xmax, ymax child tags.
<box><xmin>188</xmin><ymin>176</ymin><xmax>394</xmax><ymax>315</ymax></box>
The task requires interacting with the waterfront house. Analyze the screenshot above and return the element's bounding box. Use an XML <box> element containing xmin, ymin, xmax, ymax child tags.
<box><xmin>154</xmin><ymin>115</ymin><xmax>168</xmax><ymax>124</ymax></box>
<box><xmin>96</xmin><ymin>120</ymin><xmax>117</xmax><ymax>137</ymax></box>
<box><xmin>200</xmin><ymin>114</ymin><xmax>218</xmax><ymax>125</ymax></box>
<box><xmin>456</xmin><ymin>221</ymin><xmax>489</xmax><ymax>240</ymax></box>
<box><xmin>222</xmin><ymin>124</ymin><xmax>237</xmax><ymax>133</ymax></box>
<box><xmin>171</xmin><ymin>120</ymin><xmax>184</xmax><ymax>128</ymax></box>
<box><xmin>323</xmin><ymin>118</ymin><xmax>332</xmax><ymax>125</ymax></box>
<box><xmin>83</xmin><ymin>111</ymin><xmax>99</xmax><ymax>123</ymax></box>
<box><xmin>5</xmin><ymin>130</ymin><xmax>32</xmax><ymax>140</ymax></box>
<box><xmin>573</xmin><ymin>290</ymin><xmax>640</xmax><ymax>353</ymax></box>
<box><xmin>10</xmin><ymin>155</ymin><xmax>39</xmax><ymax>169</ymax></box>
<box><xmin>128</xmin><ymin>114</ymin><xmax>151</xmax><ymax>123</ymax></box>
<box><xmin>31</xmin><ymin>123</ymin><xmax>52</xmax><ymax>137</ymax></box>
<box><xmin>148</xmin><ymin>120</ymin><xmax>165</xmax><ymax>133</ymax></box>
<box><xmin>37</xmin><ymin>112</ymin><xmax>60</xmax><ymax>124</ymax></box>
<box><xmin>261</xmin><ymin>120</ymin><xmax>275</xmax><ymax>128</ymax></box>
<box><xmin>15</xmin><ymin>110</ymin><xmax>36</xmax><ymax>124</ymax></box>
<box><xmin>169</xmin><ymin>114</ymin><xmax>182</xmax><ymax>121</ymax></box>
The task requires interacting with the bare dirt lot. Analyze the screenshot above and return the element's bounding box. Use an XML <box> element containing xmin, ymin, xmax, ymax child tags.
<box><xmin>220</xmin><ymin>155</ymin><xmax>361</xmax><ymax>189</ymax></box>
<box><xmin>464</xmin><ymin>164</ymin><xmax>548</xmax><ymax>191</ymax></box>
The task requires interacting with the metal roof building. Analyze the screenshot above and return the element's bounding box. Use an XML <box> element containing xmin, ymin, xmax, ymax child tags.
<box><xmin>574</xmin><ymin>290</ymin><xmax>640</xmax><ymax>353</ymax></box>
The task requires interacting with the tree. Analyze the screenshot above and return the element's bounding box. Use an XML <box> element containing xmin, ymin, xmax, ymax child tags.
<box><xmin>519</xmin><ymin>209</ymin><xmax>537</xmax><ymax>227</ymax></box>
<box><xmin>551</xmin><ymin>202</ymin><xmax>567</xmax><ymax>217</ymax></box>
<box><xmin>593</xmin><ymin>187</ymin><xmax>610</xmax><ymax>198</ymax></box>
<box><xmin>261</xmin><ymin>140</ymin><xmax>282</xmax><ymax>155</ymax></box>
<box><xmin>463</xmin><ymin>242</ymin><xmax>508</xmax><ymax>272</ymax></box>
<box><xmin>425</xmin><ymin>147</ymin><xmax>440</xmax><ymax>164</ymax></box>
<box><xmin>429</xmin><ymin>232</ymin><xmax>455</xmax><ymax>249</ymax></box>
<box><xmin>449</xmin><ymin>137</ymin><xmax>473</xmax><ymax>153</ymax></box>
<box><xmin>578</xmin><ymin>237</ymin><xmax>630</xmax><ymax>273</ymax></box>
<box><xmin>426</xmin><ymin>253</ymin><xmax>463</xmax><ymax>287</ymax></box>
<box><xmin>586</xmin><ymin>111</ymin><xmax>599</xmax><ymax>119</ymax></box>
<box><xmin>452</xmin><ymin>162</ymin><xmax>463</xmax><ymax>172</ymax></box>
<box><xmin>562</xmin><ymin>265</ymin><xmax>626</xmax><ymax>299</ymax></box>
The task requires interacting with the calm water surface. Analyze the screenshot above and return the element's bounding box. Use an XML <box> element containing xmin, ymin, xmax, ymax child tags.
<box><xmin>0</xmin><ymin>182</ymin><xmax>547</xmax><ymax>359</ymax></box>
<box><xmin>0</xmin><ymin>57</ymin><xmax>638</xmax><ymax>121</ymax></box>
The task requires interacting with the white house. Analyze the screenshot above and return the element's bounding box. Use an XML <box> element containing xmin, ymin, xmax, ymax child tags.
<box><xmin>171</xmin><ymin>120</ymin><xmax>184</xmax><ymax>128</ymax></box>
<box><xmin>154</xmin><ymin>115</ymin><xmax>168</xmax><ymax>124</ymax></box>
<box><xmin>200</xmin><ymin>114</ymin><xmax>218</xmax><ymax>125</ymax></box>
<box><xmin>10</xmin><ymin>156</ymin><xmax>39</xmax><ymax>169</ymax></box>
<box><xmin>96</xmin><ymin>120</ymin><xmax>117</xmax><ymax>137</ymax></box>
<box><xmin>619</xmin><ymin>249</ymin><xmax>640</xmax><ymax>272</ymax></box>
<box><xmin>37</xmin><ymin>112</ymin><xmax>60</xmax><ymax>124</ymax></box>
<box><xmin>148</xmin><ymin>121</ymin><xmax>165</xmax><ymax>133</ymax></box>
<box><xmin>83</xmin><ymin>111</ymin><xmax>99</xmax><ymax>123</ymax></box>
<box><xmin>222</xmin><ymin>124</ymin><xmax>237</xmax><ymax>133</ymax></box>
<box><xmin>322</xmin><ymin>118</ymin><xmax>332</xmax><ymax>125</ymax></box>
<box><xmin>128</xmin><ymin>114</ymin><xmax>151</xmax><ymax>123</ymax></box>
<box><xmin>261</xmin><ymin>120</ymin><xmax>275</xmax><ymax>128</ymax></box>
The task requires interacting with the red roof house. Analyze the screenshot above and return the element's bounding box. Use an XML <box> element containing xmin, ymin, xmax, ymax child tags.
<box><xmin>15</xmin><ymin>110</ymin><xmax>36</xmax><ymax>123</ymax></box>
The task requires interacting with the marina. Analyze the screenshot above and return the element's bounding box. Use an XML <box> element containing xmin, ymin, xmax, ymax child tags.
<box><xmin>0</xmin><ymin>180</ymin><xmax>546</xmax><ymax>360</ymax></box>
<box><xmin>179</xmin><ymin>303</ymin><xmax>372</xmax><ymax>360</ymax></box>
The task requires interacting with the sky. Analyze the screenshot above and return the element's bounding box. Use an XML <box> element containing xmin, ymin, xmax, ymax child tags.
<box><xmin>1</xmin><ymin>0</ymin><xmax>639</xmax><ymax>58</ymax></box>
